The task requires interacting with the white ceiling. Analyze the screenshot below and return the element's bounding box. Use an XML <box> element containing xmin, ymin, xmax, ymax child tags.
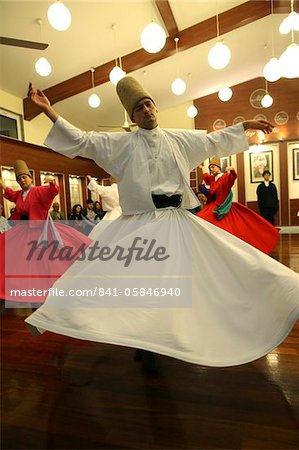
<box><xmin>0</xmin><ymin>1</ymin><xmax>293</xmax><ymax>131</ymax></box>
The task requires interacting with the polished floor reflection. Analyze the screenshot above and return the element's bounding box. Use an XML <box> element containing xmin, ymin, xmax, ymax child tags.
<box><xmin>1</xmin><ymin>234</ymin><xmax>299</xmax><ymax>449</ymax></box>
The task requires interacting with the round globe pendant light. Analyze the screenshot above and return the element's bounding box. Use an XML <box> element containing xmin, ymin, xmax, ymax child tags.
<box><xmin>170</xmin><ymin>38</ymin><xmax>187</xmax><ymax>96</ymax></box>
<box><xmin>88</xmin><ymin>68</ymin><xmax>101</xmax><ymax>108</ymax></box>
<box><xmin>263</xmin><ymin>57</ymin><xmax>281</xmax><ymax>82</ymax></box>
<box><xmin>48</xmin><ymin>1</ymin><xmax>71</xmax><ymax>31</ymax></box>
<box><xmin>218</xmin><ymin>86</ymin><xmax>233</xmax><ymax>101</ymax></box>
<box><xmin>109</xmin><ymin>65</ymin><xmax>126</xmax><ymax>85</ymax></box>
<box><xmin>279</xmin><ymin>42</ymin><xmax>299</xmax><ymax>78</ymax></box>
<box><xmin>187</xmin><ymin>105</ymin><xmax>198</xmax><ymax>118</ymax></box>
<box><xmin>288</xmin><ymin>10</ymin><xmax>299</xmax><ymax>31</ymax></box>
<box><xmin>261</xmin><ymin>94</ymin><xmax>273</xmax><ymax>108</ymax></box>
<box><xmin>88</xmin><ymin>93</ymin><xmax>101</xmax><ymax>108</ymax></box>
<box><xmin>208</xmin><ymin>42</ymin><xmax>231</xmax><ymax>69</ymax></box>
<box><xmin>279</xmin><ymin>8</ymin><xmax>299</xmax><ymax>34</ymax></box>
<box><xmin>35</xmin><ymin>57</ymin><xmax>52</xmax><ymax>76</ymax></box>
<box><xmin>171</xmin><ymin>78</ymin><xmax>186</xmax><ymax>96</ymax></box>
<box><xmin>141</xmin><ymin>22</ymin><xmax>166</xmax><ymax>53</ymax></box>
<box><xmin>279</xmin><ymin>17</ymin><xmax>291</xmax><ymax>34</ymax></box>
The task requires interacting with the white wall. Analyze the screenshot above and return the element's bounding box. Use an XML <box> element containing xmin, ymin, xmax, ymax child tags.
<box><xmin>158</xmin><ymin>101</ymin><xmax>195</xmax><ymax>129</ymax></box>
<box><xmin>0</xmin><ymin>89</ymin><xmax>52</xmax><ymax>146</ymax></box>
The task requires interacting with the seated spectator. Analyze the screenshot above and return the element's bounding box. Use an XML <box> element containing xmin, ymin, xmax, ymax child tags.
<box><xmin>68</xmin><ymin>204</ymin><xmax>85</xmax><ymax>229</ymax></box>
<box><xmin>93</xmin><ymin>200</ymin><xmax>106</xmax><ymax>221</ymax></box>
<box><xmin>82</xmin><ymin>199</ymin><xmax>97</xmax><ymax>222</ymax></box>
<box><xmin>50</xmin><ymin>202</ymin><xmax>64</xmax><ymax>220</ymax></box>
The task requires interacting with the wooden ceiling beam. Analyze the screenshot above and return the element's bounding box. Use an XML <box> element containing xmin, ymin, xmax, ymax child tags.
<box><xmin>23</xmin><ymin>0</ymin><xmax>297</xmax><ymax>121</ymax></box>
<box><xmin>155</xmin><ymin>0</ymin><xmax>179</xmax><ymax>39</ymax></box>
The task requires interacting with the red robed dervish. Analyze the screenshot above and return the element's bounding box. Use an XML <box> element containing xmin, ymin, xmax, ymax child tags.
<box><xmin>0</xmin><ymin>160</ymin><xmax>92</xmax><ymax>303</ymax></box>
<box><xmin>196</xmin><ymin>158</ymin><xmax>279</xmax><ymax>254</ymax></box>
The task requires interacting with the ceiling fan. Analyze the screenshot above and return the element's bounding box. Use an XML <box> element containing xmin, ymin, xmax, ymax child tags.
<box><xmin>97</xmin><ymin>109</ymin><xmax>137</xmax><ymax>132</ymax></box>
<box><xmin>0</xmin><ymin>36</ymin><xmax>48</xmax><ymax>50</ymax></box>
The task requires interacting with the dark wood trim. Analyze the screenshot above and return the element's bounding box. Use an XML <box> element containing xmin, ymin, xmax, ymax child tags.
<box><xmin>24</xmin><ymin>0</ymin><xmax>299</xmax><ymax>121</ymax></box>
<box><xmin>155</xmin><ymin>0</ymin><xmax>179</xmax><ymax>39</ymax></box>
<box><xmin>236</xmin><ymin>153</ymin><xmax>245</xmax><ymax>205</ymax></box>
<box><xmin>279</xmin><ymin>141</ymin><xmax>289</xmax><ymax>226</ymax></box>
<box><xmin>273</xmin><ymin>0</ymin><xmax>299</xmax><ymax>13</ymax></box>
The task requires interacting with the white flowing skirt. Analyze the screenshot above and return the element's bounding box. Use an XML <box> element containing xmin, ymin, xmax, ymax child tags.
<box><xmin>25</xmin><ymin>209</ymin><xmax>299</xmax><ymax>367</ymax></box>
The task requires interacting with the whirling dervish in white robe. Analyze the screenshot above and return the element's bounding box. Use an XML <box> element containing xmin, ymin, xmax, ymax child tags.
<box><xmin>25</xmin><ymin>77</ymin><xmax>299</xmax><ymax>367</ymax></box>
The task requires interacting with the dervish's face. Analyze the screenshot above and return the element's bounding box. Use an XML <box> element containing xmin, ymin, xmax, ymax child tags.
<box><xmin>209</xmin><ymin>164</ymin><xmax>221</xmax><ymax>175</ymax></box>
<box><xmin>132</xmin><ymin>98</ymin><xmax>158</xmax><ymax>130</ymax></box>
<box><xmin>17</xmin><ymin>174</ymin><xmax>33</xmax><ymax>190</ymax></box>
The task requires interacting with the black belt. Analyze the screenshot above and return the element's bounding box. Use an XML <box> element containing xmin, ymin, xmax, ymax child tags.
<box><xmin>152</xmin><ymin>194</ymin><xmax>182</xmax><ymax>209</ymax></box>
<box><xmin>20</xmin><ymin>214</ymin><xmax>29</xmax><ymax>220</ymax></box>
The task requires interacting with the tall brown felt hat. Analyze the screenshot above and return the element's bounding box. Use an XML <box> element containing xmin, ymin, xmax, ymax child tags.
<box><xmin>209</xmin><ymin>157</ymin><xmax>221</xmax><ymax>169</ymax></box>
<box><xmin>13</xmin><ymin>160</ymin><xmax>32</xmax><ymax>179</ymax></box>
<box><xmin>116</xmin><ymin>76</ymin><xmax>155</xmax><ymax>119</ymax></box>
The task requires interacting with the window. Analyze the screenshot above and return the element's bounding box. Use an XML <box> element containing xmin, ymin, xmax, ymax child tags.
<box><xmin>0</xmin><ymin>108</ymin><xmax>24</xmax><ymax>140</ymax></box>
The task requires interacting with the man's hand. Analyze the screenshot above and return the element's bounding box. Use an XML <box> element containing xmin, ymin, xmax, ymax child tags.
<box><xmin>43</xmin><ymin>176</ymin><xmax>55</xmax><ymax>185</ymax></box>
<box><xmin>225</xmin><ymin>166</ymin><xmax>234</xmax><ymax>173</ymax></box>
<box><xmin>27</xmin><ymin>82</ymin><xmax>58</xmax><ymax>123</ymax></box>
<box><xmin>243</xmin><ymin>120</ymin><xmax>274</xmax><ymax>134</ymax></box>
<box><xmin>86</xmin><ymin>175</ymin><xmax>92</xmax><ymax>182</ymax></box>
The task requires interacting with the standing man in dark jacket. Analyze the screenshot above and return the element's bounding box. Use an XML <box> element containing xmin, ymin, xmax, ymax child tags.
<box><xmin>256</xmin><ymin>168</ymin><xmax>279</xmax><ymax>225</ymax></box>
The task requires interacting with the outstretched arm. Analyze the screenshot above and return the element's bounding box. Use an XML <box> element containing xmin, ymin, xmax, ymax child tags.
<box><xmin>27</xmin><ymin>82</ymin><xmax>58</xmax><ymax>123</ymax></box>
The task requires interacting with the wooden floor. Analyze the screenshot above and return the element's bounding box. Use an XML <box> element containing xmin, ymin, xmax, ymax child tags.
<box><xmin>1</xmin><ymin>234</ymin><xmax>299</xmax><ymax>450</ymax></box>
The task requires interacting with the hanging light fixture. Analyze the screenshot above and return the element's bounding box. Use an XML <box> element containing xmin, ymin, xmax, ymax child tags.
<box><xmin>261</xmin><ymin>80</ymin><xmax>273</xmax><ymax>108</ymax></box>
<box><xmin>279</xmin><ymin>17</ymin><xmax>299</xmax><ymax>80</ymax></box>
<box><xmin>140</xmin><ymin>21</ymin><xmax>166</xmax><ymax>53</ymax></box>
<box><xmin>187</xmin><ymin>105</ymin><xmax>198</xmax><ymax>118</ymax></box>
<box><xmin>109</xmin><ymin>64</ymin><xmax>126</xmax><ymax>85</ymax></box>
<box><xmin>171</xmin><ymin>38</ymin><xmax>186</xmax><ymax>96</ymax></box>
<box><xmin>35</xmin><ymin>19</ymin><xmax>52</xmax><ymax>77</ymax></box>
<box><xmin>263</xmin><ymin>57</ymin><xmax>281</xmax><ymax>82</ymax></box>
<box><xmin>279</xmin><ymin>41</ymin><xmax>299</xmax><ymax>78</ymax></box>
<box><xmin>279</xmin><ymin>0</ymin><xmax>299</xmax><ymax>34</ymax></box>
<box><xmin>208</xmin><ymin>8</ymin><xmax>231</xmax><ymax>70</ymax></box>
<box><xmin>88</xmin><ymin>68</ymin><xmax>101</xmax><ymax>108</ymax></box>
<box><xmin>171</xmin><ymin>78</ymin><xmax>186</xmax><ymax>95</ymax></box>
<box><xmin>35</xmin><ymin>57</ymin><xmax>52</xmax><ymax>77</ymax></box>
<box><xmin>218</xmin><ymin>86</ymin><xmax>233</xmax><ymax>102</ymax></box>
<box><xmin>208</xmin><ymin>41</ymin><xmax>231</xmax><ymax>69</ymax></box>
<box><xmin>261</xmin><ymin>94</ymin><xmax>273</xmax><ymax>108</ymax></box>
<box><xmin>48</xmin><ymin>1</ymin><xmax>71</xmax><ymax>31</ymax></box>
<box><xmin>263</xmin><ymin>1</ymin><xmax>281</xmax><ymax>82</ymax></box>
<box><xmin>109</xmin><ymin>25</ymin><xmax>126</xmax><ymax>85</ymax></box>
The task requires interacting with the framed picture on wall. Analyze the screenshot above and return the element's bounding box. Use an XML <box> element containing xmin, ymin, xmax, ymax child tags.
<box><xmin>249</xmin><ymin>150</ymin><xmax>273</xmax><ymax>183</ymax></box>
<box><xmin>209</xmin><ymin>156</ymin><xmax>231</xmax><ymax>172</ymax></box>
<box><xmin>293</xmin><ymin>148</ymin><xmax>299</xmax><ymax>180</ymax></box>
